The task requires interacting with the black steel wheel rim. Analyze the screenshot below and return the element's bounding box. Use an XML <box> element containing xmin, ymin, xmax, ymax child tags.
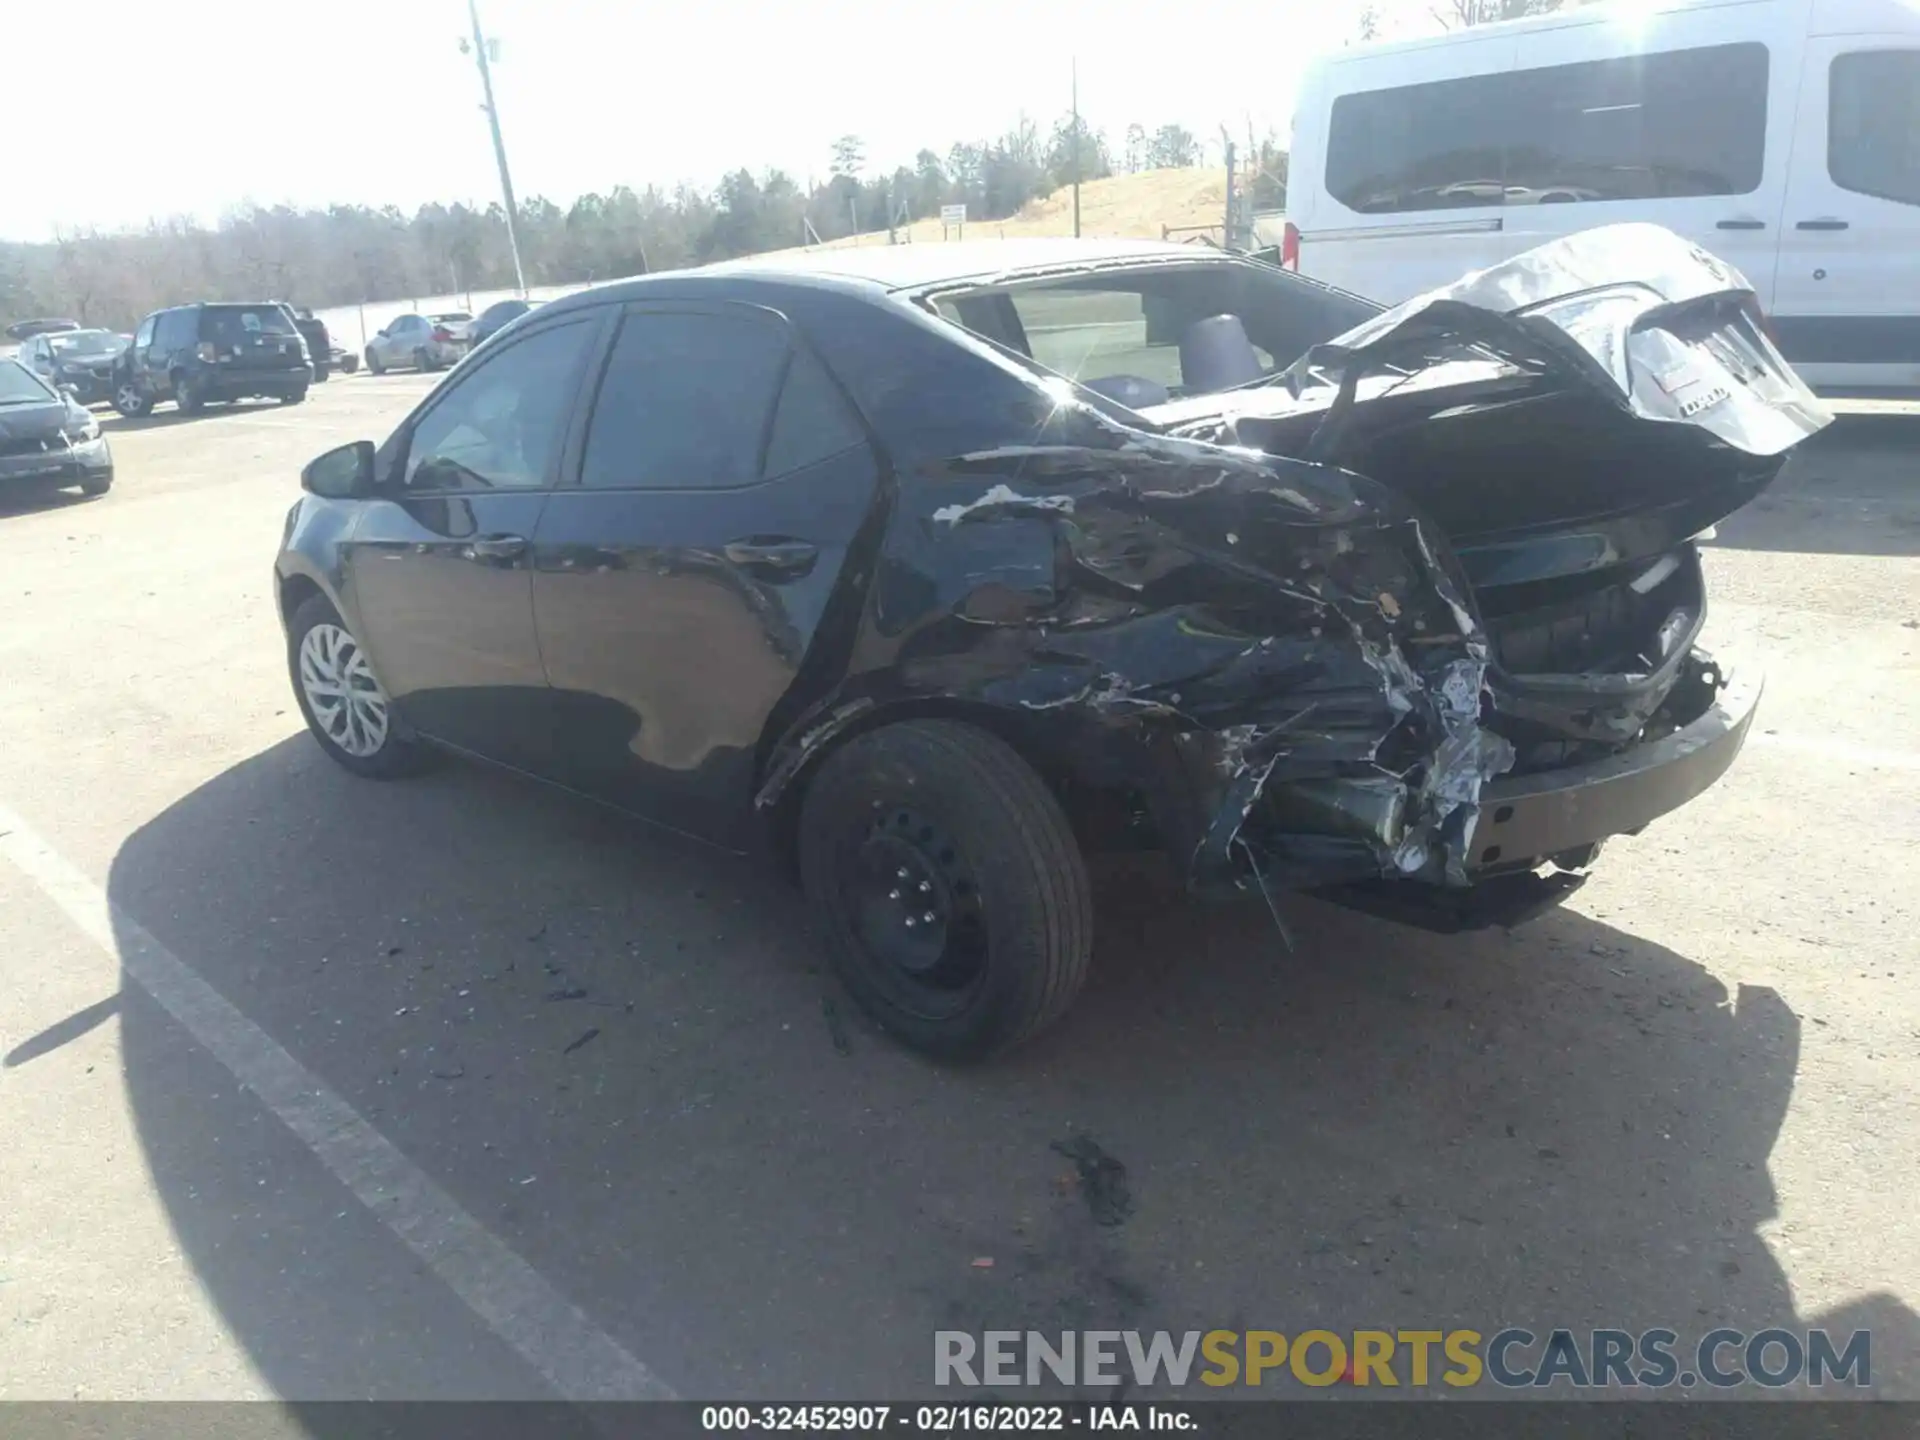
<box><xmin>836</xmin><ymin>804</ymin><xmax>988</xmax><ymax>1019</ymax></box>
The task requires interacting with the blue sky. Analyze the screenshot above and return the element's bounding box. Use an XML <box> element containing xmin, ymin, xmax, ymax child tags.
<box><xmin>5</xmin><ymin>0</ymin><xmax>1383</xmax><ymax>241</ymax></box>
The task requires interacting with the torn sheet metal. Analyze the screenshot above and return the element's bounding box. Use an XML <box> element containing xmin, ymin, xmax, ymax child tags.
<box><xmin>754</xmin><ymin>225</ymin><xmax>1829</xmax><ymax>906</ymax></box>
<box><xmin>757</xmin><ymin>398</ymin><xmax>1518</xmax><ymax>890</ymax></box>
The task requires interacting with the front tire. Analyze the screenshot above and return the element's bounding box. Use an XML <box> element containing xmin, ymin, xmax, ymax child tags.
<box><xmin>798</xmin><ymin>720</ymin><xmax>1093</xmax><ymax>1061</ymax></box>
<box><xmin>287</xmin><ymin>594</ymin><xmax>432</xmax><ymax>780</ymax></box>
<box><xmin>366</xmin><ymin>349</ymin><xmax>385</xmax><ymax>375</ymax></box>
<box><xmin>173</xmin><ymin>373</ymin><xmax>203</xmax><ymax>414</ymax></box>
<box><xmin>112</xmin><ymin>381</ymin><xmax>151</xmax><ymax>417</ymax></box>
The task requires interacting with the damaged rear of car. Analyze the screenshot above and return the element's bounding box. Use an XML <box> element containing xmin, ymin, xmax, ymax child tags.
<box><xmin>758</xmin><ymin>224</ymin><xmax>1826</xmax><ymax>1054</ymax></box>
<box><xmin>279</xmin><ymin>226</ymin><xmax>1826</xmax><ymax>1063</ymax></box>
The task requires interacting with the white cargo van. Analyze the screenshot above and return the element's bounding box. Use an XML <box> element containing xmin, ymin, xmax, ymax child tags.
<box><xmin>1283</xmin><ymin>0</ymin><xmax>1920</xmax><ymax>390</ymax></box>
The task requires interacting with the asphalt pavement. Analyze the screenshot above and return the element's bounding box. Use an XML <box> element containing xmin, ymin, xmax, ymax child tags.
<box><xmin>1</xmin><ymin>375</ymin><xmax>1916</xmax><ymax>1401</ymax></box>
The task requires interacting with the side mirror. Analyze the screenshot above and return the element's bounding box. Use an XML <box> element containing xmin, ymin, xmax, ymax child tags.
<box><xmin>375</xmin><ymin>328</ymin><xmax>388</xmax><ymax>339</ymax></box>
<box><xmin>57</xmin><ymin>382</ymin><xmax>80</xmax><ymax>398</ymax></box>
<box><xmin>301</xmin><ymin>440</ymin><xmax>377</xmax><ymax>499</ymax></box>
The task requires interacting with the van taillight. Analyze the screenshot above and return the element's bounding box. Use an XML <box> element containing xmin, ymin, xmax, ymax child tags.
<box><xmin>1281</xmin><ymin>220</ymin><xmax>1301</xmax><ymax>271</ymax></box>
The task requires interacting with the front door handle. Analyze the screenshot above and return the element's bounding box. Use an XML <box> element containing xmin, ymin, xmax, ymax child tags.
<box><xmin>723</xmin><ymin>538</ymin><xmax>818</xmax><ymax>578</ymax></box>
<box><xmin>1716</xmin><ymin>218</ymin><xmax>1766</xmax><ymax>230</ymax></box>
<box><xmin>1796</xmin><ymin>217</ymin><xmax>1850</xmax><ymax>231</ymax></box>
<box><xmin>465</xmin><ymin>533</ymin><xmax>528</xmax><ymax>562</ymax></box>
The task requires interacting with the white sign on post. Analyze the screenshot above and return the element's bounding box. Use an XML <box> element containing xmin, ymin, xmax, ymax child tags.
<box><xmin>940</xmin><ymin>204</ymin><xmax>967</xmax><ymax>230</ymax></box>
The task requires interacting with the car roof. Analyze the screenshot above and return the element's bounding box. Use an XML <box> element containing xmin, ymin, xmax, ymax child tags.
<box><xmin>698</xmin><ymin>236</ymin><xmax>1217</xmax><ymax>293</ymax></box>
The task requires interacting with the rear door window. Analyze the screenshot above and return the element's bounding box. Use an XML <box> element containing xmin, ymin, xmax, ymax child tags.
<box><xmin>1829</xmin><ymin>50</ymin><xmax>1920</xmax><ymax>206</ymax></box>
<box><xmin>578</xmin><ymin>309</ymin><xmax>790</xmax><ymax>490</ymax></box>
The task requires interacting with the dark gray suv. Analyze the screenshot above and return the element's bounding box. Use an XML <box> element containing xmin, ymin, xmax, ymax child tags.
<box><xmin>112</xmin><ymin>303</ymin><xmax>314</xmax><ymax>417</ymax></box>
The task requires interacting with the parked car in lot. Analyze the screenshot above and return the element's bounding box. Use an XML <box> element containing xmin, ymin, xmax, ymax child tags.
<box><xmin>329</xmin><ymin>343</ymin><xmax>360</xmax><ymax>375</ymax></box>
<box><xmin>0</xmin><ymin>357</ymin><xmax>113</xmax><ymax>498</ymax></box>
<box><xmin>364</xmin><ymin>312</ymin><xmax>471</xmax><ymax>373</ymax></box>
<box><xmin>15</xmin><ymin>328</ymin><xmax>128</xmax><ymax>405</ymax></box>
<box><xmin>466</xmin><ymin>297</ymin><xmax>542</xmax><ymax>349</ymax></box>
<box><xmin>275</xmin><ymin>228</ymin><xmax>1829</xmax><ymax>1060</ymax></box>
<box><xmin>4</xmin><ymin>318</ymin><xmax>80</xmax><ymax>343</ymax></box>
<box><xmin>1283</xmin><ymin>0</ymin><xmax>1920</xmax><ymax>391</ymax></box>
<box><xmin>281</xmin><ymin>306</ymin><xmax>333</xmax><ymax>381</ymax></box>
<box><xmin>113</xmin><ymin>302</ymin><xmax>313</xmax><ymax>417</ymax></box>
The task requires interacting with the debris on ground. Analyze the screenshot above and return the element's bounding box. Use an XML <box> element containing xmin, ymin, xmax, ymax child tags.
<box><xmin>563</xmin><ymin>1027</ymin><xmax>600</xmax><ymax>1055</ymax></box>
<box><xmin>822</xmin><ymin>996</ymin><xmax>852</xmax><ymax>1056</ymax></box>
<box><xmin>970</xmin><ymin>1257</ymin><xmax>995</xmax><ymax>1269</ymax></box>
<box><xmin>1051</xmin><ymin>1135</ymin><xmax>1133</xmax><ymax>1227</ymax></box>
<box><xmin>545</xmin><ymin>987</ymin><xmax>588</xmax><ymax>1002</ymax></box>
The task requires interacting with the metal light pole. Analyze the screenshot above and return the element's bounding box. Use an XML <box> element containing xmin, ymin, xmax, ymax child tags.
<box><xmin>463</xmin><ymin>0</ymin><xmax>527</xmax><ymax>295</ymax></box>
<box><xmin>1071</xmin><ymin>57</ymin><xmax>1082</xmax><ymax>239</ymax></box>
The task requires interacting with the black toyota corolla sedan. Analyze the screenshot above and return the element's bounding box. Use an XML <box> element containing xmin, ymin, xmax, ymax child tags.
<box><xmin>276</xmin><ymin>227</ymin><xmax>1828</xmax><ymax>1059</ymax></box>
<box><xmin>0</xmin><ymin>358</ymin><xmax>114</xmax><ymax>500</ymax></box>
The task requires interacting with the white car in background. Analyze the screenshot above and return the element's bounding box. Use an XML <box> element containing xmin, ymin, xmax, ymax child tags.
<box><xmin>363</xmin><ymin>312</ymin><xmax>473</xmax><ymax>374</ymax></box>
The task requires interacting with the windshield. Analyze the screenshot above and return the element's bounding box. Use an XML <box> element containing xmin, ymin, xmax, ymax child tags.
<box><xmin>203</xmin><ymin>305</ymin><xmax>298</xmax><ymax>340</ymax></box>
<box><xmin>49</xmin><ymin>330</ymin><xmax>124</xmax><ymax>358</ymax></box>
<box><xmin>0</xmin><ymin>359</ymin><xmax>56</xmax><ymax>405</ymax></box>
<box><xmin>925</xmin><ymin>259</ymin><xmax>1380</xmax><ymax>410</ymax></box>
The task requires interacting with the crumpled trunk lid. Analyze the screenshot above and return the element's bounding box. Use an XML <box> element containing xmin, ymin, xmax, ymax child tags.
<box><xmin>1147</xmin><ymin>224</ymin><xmax>1831</xmax><ymax>762</ymax></box>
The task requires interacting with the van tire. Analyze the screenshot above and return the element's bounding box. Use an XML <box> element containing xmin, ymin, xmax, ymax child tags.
<box><xmin>798</xmin><ymin>720</ymin><xmax>1093</xmax><ymax>1062</ymax></box>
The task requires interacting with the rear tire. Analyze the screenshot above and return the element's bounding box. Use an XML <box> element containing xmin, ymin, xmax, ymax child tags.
<box><xmin>798</xmin><ymin>720</ymin><xmax>1093</xmax><ymax>1061</ymax></box>
<box><xmin>339</xmin><ymin>355</ymin><xmax>360</xmax><ymax>374</ymax></box>
<box><xmin>366</xmin><ymin>349</ymin><xmax>384</xmax><ymax>376</ymax></box>
<box><xmin>79</xmin><ymin>473</ymin><xmax>112</xmax><ymax>497</ymax></box>
<box><xmin>413</xmin><ymin>347</ymin><xmax>436</xmax><ymax>373</ymax></box>
<box><xmin>287</xmin><ymin>594</ymin><xmax>433</xmax><ymax>780</ymax></box>
<box><xmin>281</xmin><ymin>386</ymin><xmax>308</xmax><ymax>405</ymax></box>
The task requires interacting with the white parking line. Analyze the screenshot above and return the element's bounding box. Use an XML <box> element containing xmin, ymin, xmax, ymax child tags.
<box><xmin>0</xmin><ymin>799</ymin><xmax>675</xmax><ymax>1403</ymax></box>
<box><xmin>1751</xmin><ymin>732</ymin><xmax>1920</xmax><ymax>772</ymax></box>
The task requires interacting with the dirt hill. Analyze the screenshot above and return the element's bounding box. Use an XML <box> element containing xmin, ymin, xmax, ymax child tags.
<box><xmin>760</xmin><ymin>167</ymin><xmax>1232</xmax><ymax>261</ymax></box>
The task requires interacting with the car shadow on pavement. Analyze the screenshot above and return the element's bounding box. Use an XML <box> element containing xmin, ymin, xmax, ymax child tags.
<box><xmin>1712</xmin><ymin>416</ymin><xmax>1920</xmax><ymax>558</ymax></box>
<box><xmin>102</xmin><ymin>736</ymin><xmax>1918</xmax><ymax>1401</ymax></box>
<box><xmin>0</xmin><ymin>487</ymin><xmax>97</xmax><ymax>519</ymax></box>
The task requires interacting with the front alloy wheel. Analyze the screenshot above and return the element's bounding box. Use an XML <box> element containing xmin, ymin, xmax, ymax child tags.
<box><xmin>113</xmin><ymin>382</ymin><xmax>150</xmax><ymax>417</ymax></box>
<box><xmin>287</xmin><ymin>594</ymin><xmax>430</xmax><ymax>779</ymax></box>
<box><xmin>299</xmin><ymin>622</ymin><xmax>390</xmax><ymax>757</ymax></box>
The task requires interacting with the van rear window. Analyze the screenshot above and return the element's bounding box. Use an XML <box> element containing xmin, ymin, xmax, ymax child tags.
<box><xmin>1326</xmin><ymin>42</ymin><xmax>1769</xmax><ymax>215</ymax></box>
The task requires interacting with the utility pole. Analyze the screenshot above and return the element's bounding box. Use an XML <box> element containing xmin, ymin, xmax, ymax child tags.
<box><xmin>1071</xmin><ymin>57</ymin><xmax>1082</xmax><ymax>239</ymax></box>
<box><xmin>463</xmin><ymin>0</ymin><xmax>526</xmax><ymax>296</ymax></box>
<box><xmin>1221</xmin><ymin>127</ymin><xmax>1238</xmax><ymax>251</ymax></box>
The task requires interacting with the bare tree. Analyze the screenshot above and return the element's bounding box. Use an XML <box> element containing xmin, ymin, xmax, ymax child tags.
<box><xmin>1432</xmin><ymin>0</ymin><xmax>1566</xmax><ymax>27</ymax></box>
<box><xmin>829</xmin><ymin>134</ymin><xmax>865</xmax><ymax>179</ymax></box>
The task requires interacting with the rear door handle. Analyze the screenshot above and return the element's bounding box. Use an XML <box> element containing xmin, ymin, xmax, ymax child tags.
<box><xmin>724</xmin><ymin>538</ymin><xmax>818</xmax><ymax>578</ymax></box>
<box><xmin>1716</xmin><ymin>218</ymin><xmax>1766</xmax><ymax>230</ymax></box>
<box><xmin>465</xmin><ymin>533</ymin><xmax>528</xmax><ymax>561</ymax></box>
<box><xmin>1796</xmin><ymin>218</ymin><xmax>1850</xmax><ymax>231</ymax></box>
